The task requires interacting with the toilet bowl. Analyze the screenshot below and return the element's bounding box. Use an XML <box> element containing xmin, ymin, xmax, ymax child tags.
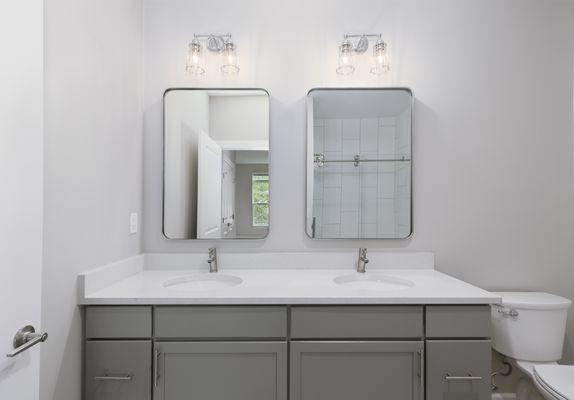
<box><xmin>491</xmin><ymin>292</ymin><xmax>572</xmax><ymax>400</ymax></box>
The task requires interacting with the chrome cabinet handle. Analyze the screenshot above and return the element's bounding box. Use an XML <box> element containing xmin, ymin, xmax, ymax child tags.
<box><xmin>154</xmin><ymin>349</ymin><xmax>161</xmax><ymax>388</ymax></box>
<box><xmin>444</xmin><ymin>373</ymin><xmax>483</xmax><ymax>381</ymax></box>
<box><xmin>94</xmin><ymin>375</ymin><xmax>132</xmax><ymax>381</ymax></box>
<box><xmin>417</xmin><ymin>350</ymin><xmax>424</xmax><ymax>400</ymax></box>
<box><xmin>6</xmin><ymin>325</ymin><xmax>48</xmax><ymax>358</ymax></box>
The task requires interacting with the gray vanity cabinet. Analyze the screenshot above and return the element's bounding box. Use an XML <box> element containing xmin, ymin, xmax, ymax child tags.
<box><xmin>426</xmin><ymin>340</ymin><xmax>491</xmax><ymax>400</ymax></box>
<box><xmin>291</xmin><ymin>341</ymin><xmax>423</xmax><ymax>400</ymax></box>
<box><xmin>83</xmin><ymin>305</ymin><xmax>492</xmax><ymax>400</ymax></box>
<box><xmin>85</xmin><ymin>340</ymin><xmax>152</xmax><ymax>400</ymax></box>
<box><xmin>153</xmin><ymin>341</ymin><xmax>287</xmax><ymax>400</ymax></box>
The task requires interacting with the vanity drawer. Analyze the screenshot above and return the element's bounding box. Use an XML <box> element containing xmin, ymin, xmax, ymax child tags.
<box><xmin>426</xmin><ymin>340</ymin><xmax>491</xmax><ymax>400</ymax></box>
<box><xmin>85</xmin><ymin>340</ymin><xmax>151</xmax><ymax>400</ymax></box>
<box><xmin>290</xmin><ymin>306</ymin><xmax>423</xmax><ymax>339</ymax></box>
<box><xmin>426</xmin><ymin>306</ymin><xmax>491</xmax><ymax>338</ymax></box>
<box><xmin>86</xmin><ymin>306</ymin><xmax>152</xmax><ymax>339</ymax></box>
<box><xmin>154</xmin><ymin>306</ymin><xmax>288</xmax><ymax>338</ymax></box>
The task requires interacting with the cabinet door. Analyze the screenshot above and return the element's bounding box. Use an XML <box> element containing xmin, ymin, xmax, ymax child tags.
<box><xmin>291</xmin><ymin>341</ymin><xmax>423</xmax><ymax>400</ymax></box>
<box><xmin>85</xmin><ymin>340</ymin><xmax>151</xmax><ymax>400</ymax></box>
<box><xmin>154</xmin><ymin>341</ymin><xmax>287</xmax><ymax>400</ymax></box>
<box><xmin>426</xmin><ymin>340</ymin><xmax>491</xmax><ymax>400</ymax></box>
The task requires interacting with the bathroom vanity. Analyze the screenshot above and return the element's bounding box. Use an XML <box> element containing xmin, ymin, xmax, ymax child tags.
<box><xmin>79</xmin><ymin>253</ymin><xmax>499</xmax><ymax>400</ymax></box>
<box><xmin>79</xmin><ymin>87</ymin><xmax>498</xmax><ymax>400</ymax></box>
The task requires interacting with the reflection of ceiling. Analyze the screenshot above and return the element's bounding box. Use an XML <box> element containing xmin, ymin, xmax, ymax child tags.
<box><xmin>206</xmin><ymin>90</ymin><xmax>268</xmax><ymax>97</ymax></box>
<box><xmin>312</xmin><ymin>89</ymin><xmax>411</xmax><ymax>119</ymax></box>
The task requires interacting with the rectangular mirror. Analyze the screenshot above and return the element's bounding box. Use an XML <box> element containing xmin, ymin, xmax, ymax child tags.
<box><xmin>163</xmin><ymin>88</ymin><xmax>270</xmax><ymax>239</ymax></box>
<box><xmin>306</xmin><ymin>88</ymin><xmax>412</xmax><ymax>239</ymax></box>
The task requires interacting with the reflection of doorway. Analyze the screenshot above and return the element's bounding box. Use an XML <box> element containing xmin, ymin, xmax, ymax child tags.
<box><xmin>251</xmin><ymin>173</ymin><xmax>269</xmax><ymax>227</ymax></box>
<box><xmin>234</xmin><ymin>153</ymin><xmax>269</xmax><ymax>239</ymax></box>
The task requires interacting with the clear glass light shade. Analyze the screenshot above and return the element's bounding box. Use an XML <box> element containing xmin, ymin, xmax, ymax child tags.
<box><xmin>370</xmin><ymin>39</ymin><xmax>390</xmax><ymax>75</ymax></box>
<box><xmin>221</xmin><ymin>42</ymin><xmax>240</xmax><ymax>75</ymax></box>
<box><xmin>185</xmin><ymin>40</ymin><xmax>205</xmax><ymax>75</ymax></box>
<box><xmin>336</xmin><ymin>40</ymin><xmax>355</xmax><ymax>75</ymax></box>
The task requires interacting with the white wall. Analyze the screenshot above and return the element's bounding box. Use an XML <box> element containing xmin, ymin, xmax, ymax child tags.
<box><xmin>42</xmin><ymin>1</ymin><xmax>143</xmax><ymax>399</ymax></box>
<box><xmin>209</xmin><ymin>95</ymin><xmax>269</xmax><ymax>142</ymax></box>
<box><xmin>236</xmin><ymin>150</ymin><xmax>268</xmax><ymax>164</ymax></box>
<box><xmin>164</xmin><ymin>90</ymin><xmax>209</xmax><ymax>238</ymax></box>
<box><xmin>143</xmin><ymin>0</ymin><xmax>574</xmax><ymax>362</ymax></box>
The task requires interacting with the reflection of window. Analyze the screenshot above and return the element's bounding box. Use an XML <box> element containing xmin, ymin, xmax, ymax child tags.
<box><xmin>252</xmin><ymin>174</ymin><xmax>269</xmax><ymax>227</ymax></box>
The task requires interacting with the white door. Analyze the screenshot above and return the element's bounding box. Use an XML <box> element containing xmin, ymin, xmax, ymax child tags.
<box><xmin>197</xmin><ymin>131</ymin><xmax>223</xmax><ymax>239</ymax></box>
<box><xmin>0</xmin><ymin>1</ymin><xmax>45</xmax><ymax>399</ymax></box>
<box><xmin>221</xmin><ymin>154</ymin><xmax>236</xmax><ymax>238</ymax></box>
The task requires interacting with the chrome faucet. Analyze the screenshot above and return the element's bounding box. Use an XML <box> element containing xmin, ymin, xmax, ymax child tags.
<box><xmin>207</xmin><ymin>248</ymin><xmax>218</xmax><ymax>273</ymax></box>
<box><xmin>357</xmin><ymin>248</ymin><xmax>369</xmax><ymax>273</ymax></box>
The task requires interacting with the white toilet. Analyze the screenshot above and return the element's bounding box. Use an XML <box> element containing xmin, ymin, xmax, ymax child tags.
<box><xmin>492</xmin><ymin>292</ymin><xmax>573</xmax><ymax>400</ymax></box>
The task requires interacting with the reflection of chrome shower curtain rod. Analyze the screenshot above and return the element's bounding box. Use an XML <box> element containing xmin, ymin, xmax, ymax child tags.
<box><xmin>314</xmin><ymin>153</ymin><xmax>411</xmax><ymax>167</ymax></box>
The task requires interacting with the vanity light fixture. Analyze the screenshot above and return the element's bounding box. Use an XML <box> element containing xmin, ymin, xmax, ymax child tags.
<box><xmin>336</xmin><ymin>34</ymin><xmax>390</xmax><ymax>76</ymax></box>
<box><xmin>185</xmin><ymin>33</ymin><xmax>240</xmax><ymax>76</ymax></box>
<box><xmin>221</xmin><ymin>41</ymin><xmax>239</xmax><ymax>75</ymax></box>
<box><xmin>185</xmin><ymin>38</ymin><xmax>205</xmax><ymax>75</ymax></box>
<box><xmin>371</xmin><ymin>39</ymin><xmax>390</xmax><ymax>75</ymax></box>
<box><xmin>336</xmin><ymin>39</ymin><xmax>355</xmax><ymax>75</ymax></box>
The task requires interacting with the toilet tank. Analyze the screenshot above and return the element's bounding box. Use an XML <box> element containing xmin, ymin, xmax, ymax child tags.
<box><xmin>491</xmin><ymin>292</ymin><xmax>572</xmax><ymax>362</ymax></box>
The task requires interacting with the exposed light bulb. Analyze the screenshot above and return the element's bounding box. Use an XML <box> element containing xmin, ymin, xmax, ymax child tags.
<box><xmin>185</xmin><ymin>39</ymin><xmax>205</xmax><ymax>75</ymax></box>
<box><xmin>336</xmin><ymin>39</ymin><xmax>355</xmax><ymax>76</ymax></box>
<box><xmin>221</xmin><ymin>41</ymin><xmax>240</xmax><ymax>75</ymax></box>
<box><xmin>370</xmin><ymin>39</ymin><xmax>390</xmax><ymax>75</ymax></box>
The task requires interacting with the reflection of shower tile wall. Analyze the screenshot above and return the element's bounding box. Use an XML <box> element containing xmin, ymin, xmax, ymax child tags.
<box><xmin>313</xmin><ymin>114</ymin><xmax>410</xmax><ymax>238</ymax></box>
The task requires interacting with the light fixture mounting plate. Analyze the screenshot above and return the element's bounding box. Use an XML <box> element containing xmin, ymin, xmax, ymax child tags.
<box><xmin>206</xmin><ymin>35</ymin><xmax>225</xmax><ymax>53</ymax></box>
<box><xmin>355</xmin><ymin>36</ymin><xmax>369</xmax><ymax>54</ymax></box>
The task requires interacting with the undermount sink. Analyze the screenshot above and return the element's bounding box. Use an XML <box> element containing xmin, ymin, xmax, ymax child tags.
<box><xmin>163</xmin><ymin>274</ymin><xmax>243</xmax><ymax>291</ymax></box>
<box><xmin>334</xmin><ymin>273</ymin><xmax>414</xmax><ymax>291</ymax></box>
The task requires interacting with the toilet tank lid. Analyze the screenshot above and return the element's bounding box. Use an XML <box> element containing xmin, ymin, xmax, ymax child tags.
<box><xmin>493</xmin><ymin>292</ymin><xmax>572</xmax><ymax>310</ymax></box>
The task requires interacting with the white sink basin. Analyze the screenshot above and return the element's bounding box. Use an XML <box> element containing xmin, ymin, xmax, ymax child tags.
<box><xmin>334</xmin><ymin>273</ymin><xmax>414</xmax><ymax>291</ymax></box>
<box><xmin>163</xmin><ymin>274</ymin><xmax>243</xmax><ymax>291</ymax></box>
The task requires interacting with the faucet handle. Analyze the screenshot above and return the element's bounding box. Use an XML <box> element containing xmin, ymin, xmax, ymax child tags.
<box><xmin>207</xmin><ymin>248</ymin><xmax>218</xmax><ymax>273</ymax></box>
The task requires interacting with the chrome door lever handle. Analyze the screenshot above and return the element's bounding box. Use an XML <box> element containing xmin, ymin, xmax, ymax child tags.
<box><xmin>6</xmin><ymin>325</ymin><xmax>48</xmax><ymax>358</ymax></box>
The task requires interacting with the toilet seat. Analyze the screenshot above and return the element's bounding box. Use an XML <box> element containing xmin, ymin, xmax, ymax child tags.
<box><xmin>515</xmin><ymin>359</ymin><xmax>557</xmax><ymax>378</ymax></box>
<box><xmin>533</xmin><ymin>365</ymin><xmax>574</xmax><ymax>400</ymax></box>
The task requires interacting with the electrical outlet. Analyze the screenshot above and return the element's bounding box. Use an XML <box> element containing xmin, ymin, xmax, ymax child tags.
<box><xmin>129</xmin><ymin>213</ymin><xmax>138</xmax><ymax>234</ymax></box>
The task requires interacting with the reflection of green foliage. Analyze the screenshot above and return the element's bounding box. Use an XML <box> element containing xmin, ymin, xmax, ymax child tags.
<box><xmin>253</xmin><ymin>204</ymin><xmax>269</xmax><ymax>226</ymax></box>
<box><xmin>252</xmin><ymin>174</ymin><xmax>269</xmax><ymax>226</ymax></box>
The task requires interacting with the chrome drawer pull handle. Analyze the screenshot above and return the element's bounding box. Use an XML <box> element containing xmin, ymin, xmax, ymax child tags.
<box><xmin>445</xmin><ymin>373</ymin><xmax>483</xmax><ymax>381</ymax></box>
<box><xmin>94</xmin><ymin>375</ymin><xmax>132</xmax><ymax>381</ymax></box>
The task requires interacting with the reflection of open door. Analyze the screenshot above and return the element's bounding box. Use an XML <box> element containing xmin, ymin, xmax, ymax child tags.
<box><xmin>221</xmin><ymin>154</ymin><xmax>236</xmax><ymax>238</ymax></box>
<box><xmin>197</xmin><ymin>130</ymin><xmax>222</xmax><ymax>238</ymax></box>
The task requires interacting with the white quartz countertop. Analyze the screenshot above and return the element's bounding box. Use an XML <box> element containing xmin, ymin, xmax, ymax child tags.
<box><xmin>79</xmin><ymin>267</ymin><xmax>500</xmax><ymax>305</ymax></box>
